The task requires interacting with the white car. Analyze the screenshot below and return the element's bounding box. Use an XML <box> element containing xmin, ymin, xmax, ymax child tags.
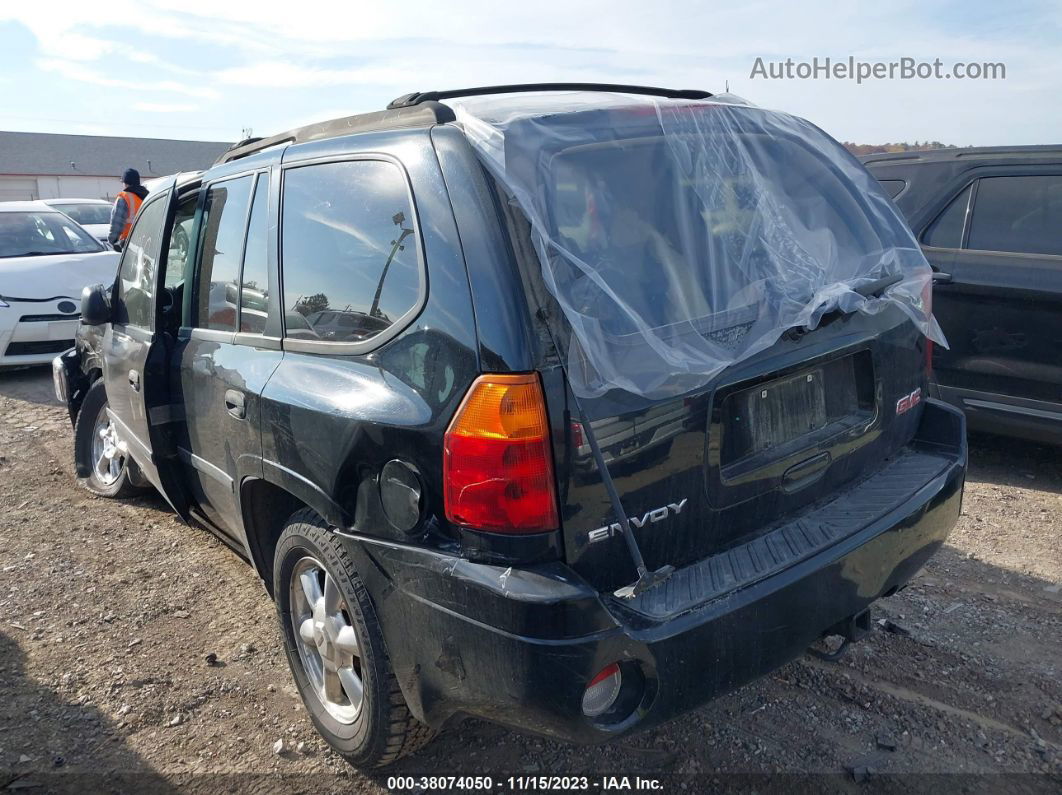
<box><xmin>0</xmin><ymin>202</ymin><xmax>119</xmax><ymax>367</ymax></box>
<box><xmin>42</xmin><ymin>198</ymin><xmax>113</xmax><ymax>246</ymax></box>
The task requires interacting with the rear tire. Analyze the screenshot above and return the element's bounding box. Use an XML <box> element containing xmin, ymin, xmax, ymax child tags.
<box><xmin>73</xmin><ymin>380</ymin><xmax>150</xmax><ymax>498</ymax></box>
<box><xmin>274</xmin><ymin>509</ymin><xmax>435</xmax><ymax>767</ymax></box>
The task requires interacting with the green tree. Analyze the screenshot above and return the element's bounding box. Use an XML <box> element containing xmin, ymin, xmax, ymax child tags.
<box><xmin>294</xmin><ymin>292</ymin><xmax>329</xmax><ymax>316</ymax></box>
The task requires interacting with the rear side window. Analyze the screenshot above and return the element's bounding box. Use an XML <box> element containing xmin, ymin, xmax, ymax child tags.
<box><xmin>195</xmin><ymin>175</ymin><xmax>254</xmax><ymax>331</ymax></box>
<box><xmin>923</xmin><ymin>184</ymin><xmax>971</xmax><ymax>249</ymax></box>
<box><xmin>115</xmin><ymin>196</ymin><xmax>168</xmax><ymax>328</ymax></box>
<box><xmin>281</xmin><ymin>160</ymin><xmax>421</xmax><ymax>345</ymax></box>
<box><xmin>967</xmin><ymin>175</ymin><xmax>1062</xmax><ymax>256</ymax></box>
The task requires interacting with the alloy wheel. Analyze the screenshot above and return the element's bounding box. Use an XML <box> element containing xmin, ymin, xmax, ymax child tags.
<box><xmin>92</xmin><ymin>412</ymin><xmax>125</xmax><ymax>486</ymax></box>
<box><xmin>289</xmin><ymin>556</ymin><xmax>364</xmax><ymax>724</ymax></box>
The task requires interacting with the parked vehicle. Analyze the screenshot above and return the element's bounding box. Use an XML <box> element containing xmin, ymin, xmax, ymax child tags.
<box><xmin>0</xmin><ymin>202</ymin><xmax>118</xmax><ymax>367</ymax></box>
<box><xmin>54</xmin><ymin>84</ymin><xmax>966</xmax><ymax>768</ymax></box>
<box><xmin>863</xmin><ymin>146</ymin><xmax>1062</xmax><ymax>445</ymax></box>
<box><xmin>42</xmin><ymin>198</ymin><xmax>113</xmax><ymax>246</ymax></box>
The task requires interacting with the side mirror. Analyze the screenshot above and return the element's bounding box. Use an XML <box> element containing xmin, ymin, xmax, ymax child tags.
<box><xmin>81</xmin><ymin>283</ymin><xmax>111</xmax><ymax>325</ymax></box>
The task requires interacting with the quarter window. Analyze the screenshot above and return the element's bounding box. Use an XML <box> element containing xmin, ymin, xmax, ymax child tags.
<box><xmin>194</xmin><ymin>175</ymin><xmax>254</xmax><ymax>332</ymax></box>
<box><xmin>878</xmin><ymin>179</ymin><xmax>906</xmax><ymax>199</ymax></box>
<box><xmin>923</xmin><ymin>184</ymin><xmax>971</xmax><ymax>249</ymax></box>
<box><xmin>281</xmin><ymin>160</ymin><xmax>421</xmax><ymax>344</ymax></box>
<box><xmin>966</xmin><ymin>175</ymin><xmax>1062</xmax><ymax>256</ymax></box>
<box><xmin>114</xmin><ymin>196</ymin><xmax>168</xmax><ymax>328</ymax></box>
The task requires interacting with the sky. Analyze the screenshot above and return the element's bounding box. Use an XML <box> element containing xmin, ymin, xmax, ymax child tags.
<box><xmin>0</xmin><ymin>1</ymin><xmax>1059</xmax><ymax>146</ymax></box>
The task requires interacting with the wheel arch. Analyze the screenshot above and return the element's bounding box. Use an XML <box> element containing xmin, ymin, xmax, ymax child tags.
<box><xmin>239</xmin><ymin>477</ymin><xmax>309</xmax><ymax>598</ymax></box>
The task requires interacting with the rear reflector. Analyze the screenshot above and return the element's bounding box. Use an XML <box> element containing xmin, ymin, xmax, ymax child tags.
<box><xmin>443</xmin><ymin>373</ymin><xmax>559</xmax><ymax>533</ymax></box>
<box><xmin>581</xmin><ymin>663</ymin><xmax>622</xmax><ymax>717</ymax></box>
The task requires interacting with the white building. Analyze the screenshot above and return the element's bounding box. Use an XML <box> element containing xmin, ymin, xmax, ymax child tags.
<box><xmin>0</xmin><ymin>131</ymin><xmax>231</xmax><ymax>201</ymax></box>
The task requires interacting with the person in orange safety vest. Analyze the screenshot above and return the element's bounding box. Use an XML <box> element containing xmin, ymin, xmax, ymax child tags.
<box><xmin>107</xmin><ymin>168</ymin><xmax>149</xmax><ymax>251</ymax></box>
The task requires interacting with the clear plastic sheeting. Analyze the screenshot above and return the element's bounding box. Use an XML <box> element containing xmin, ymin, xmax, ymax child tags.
<box><xmin>448</xmin><ymin>92</ymin><xmax>945</xmax><ymax>399</ymax></box>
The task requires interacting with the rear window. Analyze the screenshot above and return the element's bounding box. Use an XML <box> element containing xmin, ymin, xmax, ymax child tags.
<box><xmin>52</xmin><ymin>203</ymin><xmax>111</xmax><ymax>226</ymax></box>
<box><xmin>451</xmin><ymin>95</ymin><xmax>936</xmax><ymax>399</ymax></box>
<box><xmin>545</xmin><ymin>128</ymin><xmax>901</xmax><ymax>335</ymax></box>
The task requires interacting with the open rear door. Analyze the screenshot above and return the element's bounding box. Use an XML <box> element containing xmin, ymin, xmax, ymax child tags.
<box><xmin>101</xmin><ymin>175</ymin><xmax>198</xmax><ymax>520</ymax></box>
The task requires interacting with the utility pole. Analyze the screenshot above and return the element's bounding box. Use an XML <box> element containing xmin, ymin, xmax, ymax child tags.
<box><xmin>369</xmin><ymin>212</ymin><xmax>414</xmax><ymax>319</ymax></box>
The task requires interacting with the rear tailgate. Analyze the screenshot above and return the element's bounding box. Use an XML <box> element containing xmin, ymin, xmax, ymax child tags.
<box><xmin>559</xmin><ymin>305</ymin><xmax>929</xmax><ymax>593</ymax></box>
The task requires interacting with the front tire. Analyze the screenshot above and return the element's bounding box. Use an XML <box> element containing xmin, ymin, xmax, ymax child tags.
<box><xmin>73</xmin><ymin>380</ymin><xmax>150</xmax><ymax>498</ymax></box>
<box><xmin>274</xmin><ymin>510</ymin><xmax>435</xmax><ymax>767</ymax></box>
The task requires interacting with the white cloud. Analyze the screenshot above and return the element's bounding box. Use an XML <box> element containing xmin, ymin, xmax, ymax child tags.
<box><xmin>37</xmin><ymin>58</ymin><xmax>220</xmax><ymax>100</ymax></box>
<box><xmin>133</xmin><ymin>102</ymin><xmax>200</xmax><ymax>113</ymax></box>
<box><xmin>3</xmin><ymin>0</ymin><xmax>1061</xmax><ymax>145</ymax></box>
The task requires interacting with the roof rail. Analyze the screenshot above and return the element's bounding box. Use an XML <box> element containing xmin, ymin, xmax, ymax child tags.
<box><xmin>214</xmin><ymin>102</ymin><xmax>456</xmax><ymax>165</ymax></box>
<box><xmin>215</xmin><ymin>83</ymin><xmax>714</xmax><ymax>166</ymax></box>
<box><xmin>388</xmin><ymin>83</ymin><xmax>713</xmax><ymax>109</ymax></box>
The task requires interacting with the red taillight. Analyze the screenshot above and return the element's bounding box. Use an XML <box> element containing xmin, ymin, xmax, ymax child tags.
<box><xmin>443</xmin><ymin>373</ymin><xmax>559</xmax><ymax>534</ymax></box>
<box><xmin>570</xmin><ymin>420</ymin><xmax>584</xmax><ymax>448</ymax></box>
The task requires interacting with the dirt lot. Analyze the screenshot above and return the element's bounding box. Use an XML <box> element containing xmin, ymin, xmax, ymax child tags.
<box><xmin>0</xmin><ymin>366</ymin><xmax>1059</xmax><ymax>793</ymax></box>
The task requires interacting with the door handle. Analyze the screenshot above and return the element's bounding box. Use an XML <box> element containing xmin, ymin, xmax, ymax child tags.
<box><xmin>224</xmin><ymin>389</ymin><xmax>246</xmax><ymax>420</ymax></box>
<box><xmin>128</xmin><ymin>370</ymin><xmax>140</xmax><ymax>392</ymax></box>
<box><xmin>932</xmin><ymin>271</ymin><xmax>953</xmax><ymax>284</ymax></box>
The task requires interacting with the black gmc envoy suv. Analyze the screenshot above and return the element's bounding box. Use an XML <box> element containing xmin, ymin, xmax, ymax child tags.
<box><xmin>53</xmin><ymin>84</ymin><xmax>967</xmax><ymax>768</ymax></box>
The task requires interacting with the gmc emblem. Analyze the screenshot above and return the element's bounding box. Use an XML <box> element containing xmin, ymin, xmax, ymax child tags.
<box><xmin>895</xmin><ymin>388</ymin><xmax>922</xmax><ymax>415</ymax></box>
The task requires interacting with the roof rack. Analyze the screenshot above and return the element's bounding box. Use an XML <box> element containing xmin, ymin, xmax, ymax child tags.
<box><xmin>215</xmin><ymin>102</ymin><xmax>456</xmax><ymax>164</ymax></box>
<box><xmin>216</xmin><ymin>83</ymin><xmax>714</xmax><ymax>165</ymax></box>
<box><xmin>388</xmin><ymin>82</ymin><xmax>712</xmax><ymax>109</ymax></box>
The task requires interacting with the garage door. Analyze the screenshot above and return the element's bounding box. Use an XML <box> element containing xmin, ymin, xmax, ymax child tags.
<box><xmin>0</xmin><ymin>178</ymin><xmax>38</xmax><ymax>201</ymax></box>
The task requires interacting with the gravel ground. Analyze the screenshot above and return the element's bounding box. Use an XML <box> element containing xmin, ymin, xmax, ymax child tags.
<box><xmin>0</xmin><ymin>366</ymin><xmax>1059</xmax><ymax>793</ymax></box>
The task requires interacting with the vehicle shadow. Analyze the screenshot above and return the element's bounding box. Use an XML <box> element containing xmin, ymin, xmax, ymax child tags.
<box><xmin>0</xmin><ymin>365</ymin><xmax>58</xmax><ymax>406</ymax></box>
<box><xmin>0</xmin><ymin>631</ymin><xmax>176</xmax><ymax>793</ymax></box>
<box><xmin>967</xmin><ymin>431</ymin><xmax>1062</xmax><ymax>496</ymax></box>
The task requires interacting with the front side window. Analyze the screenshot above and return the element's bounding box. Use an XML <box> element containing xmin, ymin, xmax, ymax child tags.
<box><xmin>114</xmin><ymin>197</ymin><xmax>169</xmax><ymax>328</ymax></box>
<box><xmin>194</xmin><ymin>176</ymin><xmax>254</xmax><ymax>332</ymax></box>
<box><xmin>967</xmin><ymin>175</ymin><xmax>1062</xmax><ymax>257</ymax></box>
<box><xmin>0</xmin><ymin>211</ymin><xmax>103</xmax><ymax>258</ymax></box>
<box><xmin>165</xmin><ymin>194</ymin><xmax>199</xmax><ymax>290</ymax></box>
<box><xmin>281</xmin><ymin>160</ymin><xmax>421</xmax><ymax>344</ymax></box>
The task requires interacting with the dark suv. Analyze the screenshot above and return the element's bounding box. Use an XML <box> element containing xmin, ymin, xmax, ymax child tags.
<box><xmin>53</xmin><ymin>84</ymin><xmax>966</xmax><ymax>768</ymax></box>
<box><xmin>863</xmin><ymin>146</ymin><xmax>1062</xmax><ymax>445</ymax></box>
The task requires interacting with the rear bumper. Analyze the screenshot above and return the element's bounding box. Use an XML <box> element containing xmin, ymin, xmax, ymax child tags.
<box><xmin>349</xmin><ymin>400</ymin><xmax>966</xmax><ymax>744</ymax></box>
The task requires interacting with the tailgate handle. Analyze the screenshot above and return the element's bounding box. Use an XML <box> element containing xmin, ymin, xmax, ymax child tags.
<box><xmin>781</xmin><ymin>451</ymin><xmax>831</xmax><ymax>493</ymax></box>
